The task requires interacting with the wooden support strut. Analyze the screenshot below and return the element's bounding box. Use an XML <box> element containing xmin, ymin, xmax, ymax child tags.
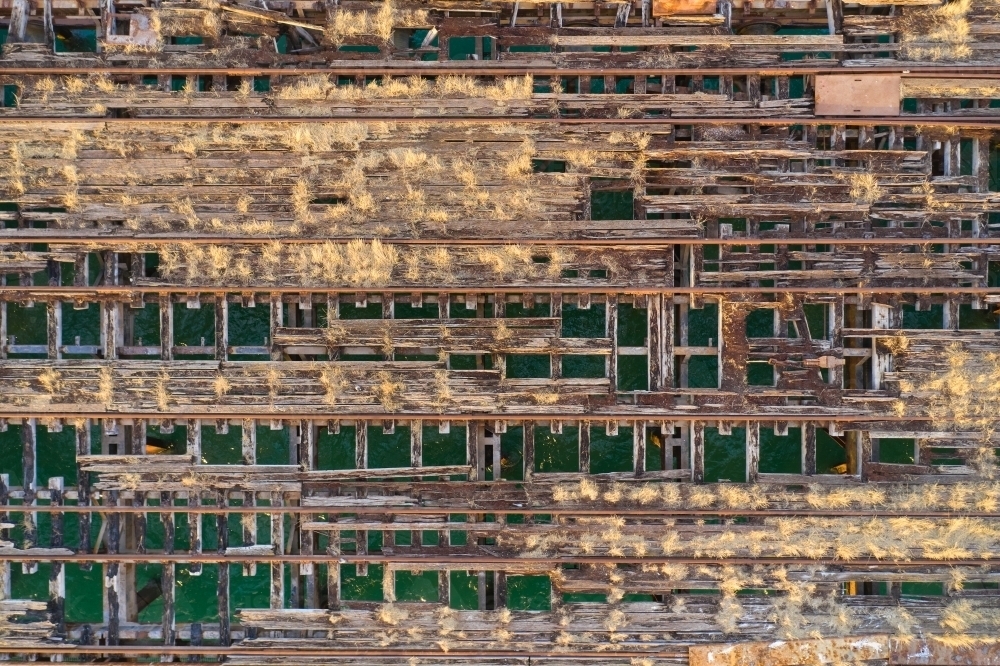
<box><xmin>161</xmin><ymin>489</ymin><xmax>176</xmax><ymax>654</ymax></box>
<box><xmin>746</xmin><ymin>420</ymin><xmax>760</xmax><ymax>483</ymax></box>
<box><xmin>608</xmin><ymin>295</ymin><xmax>619</xmax><ymax>395</ymax></box>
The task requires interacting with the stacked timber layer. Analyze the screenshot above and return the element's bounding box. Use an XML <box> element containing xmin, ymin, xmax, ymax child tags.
<box><xmin>3</xmin><ymin>1</ymin><xmax>1000</xmax><ymax>665</ymax></box>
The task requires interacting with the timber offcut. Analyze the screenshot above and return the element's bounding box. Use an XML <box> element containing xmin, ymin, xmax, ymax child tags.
<box><xmin>2</xmin><ymin>0</ymin><xmax>1000</xmax><ymax>663</ymax></box>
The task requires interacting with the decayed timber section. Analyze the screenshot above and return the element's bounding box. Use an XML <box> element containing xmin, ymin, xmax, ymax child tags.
<box><xmin>4</xmin><ymin>0</ymin><xmax>1000</xmax><ymax>664</ymax></box>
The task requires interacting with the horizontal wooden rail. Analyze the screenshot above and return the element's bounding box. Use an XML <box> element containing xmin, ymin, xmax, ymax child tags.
<box><xmin>3</xmin><ymin>65</ymin><xmax>1000</xmax><ymax>76</ymax></box>
<box><xmin>0</xmin><ymin>647</ymin><xmax>683</xmax><ymax>659</ymax></box>
<box><xmin>3</xmin><ymin>116</ymin><xmax>1000</xmax><ymax>127</ymax></box>
<box><xmin>0</xmin><ymin>410</ymin><xmax>921</xmax><ymax>420</ymax></box>
<box><xmin>7</xmin><ymin>235</ymin><xmax>1000</xmax><ymax>246</ymax></box>
<box><xmin>4</xmin><ymin>285</ymin><xmax>1000</xmax><ymax>296</ymax></box>
<box><xmin>0</xmin><ymin>553</ymin><xmax>997</xmax><ymax>566</ymax></box>
<box><xmin>5</xmin><ymin>505</ymin><xmax>1000</xmax><ymax>518</ymax></box>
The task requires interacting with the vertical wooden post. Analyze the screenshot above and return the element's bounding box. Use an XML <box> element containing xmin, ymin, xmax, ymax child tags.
<box><xmin>719</xmin><ymin>0</ymin><xmax>732</xmax><ymax>31</ymax></box>
<box><xmin>802</xmin><ymin>422</ymin><xmax>817</xmax><ymax>475</ymax></box>
<box><xmin>355</xmin><ymin>422</ymin><xmax>368</xmax><ymax>577</ymax></box>
<box><xmin>270</xmin><ymin>491</ymin><xmax>285</xmax><ymax>610</ymax></box>
<box><xmin>106</xmin><ymin>490</ymin><xmax>122</xmax><ymax>645</ymax></box>
<box><xmin>127</xmin><ymin>419</ymin><xmax>147</xmax><ymax>625</ymax></box>
<box><xmin>746</xmin><ymin>421</ymin><xmax>760</xmax><ymax>482</ymax></box>
<box><xmin>216</xmin><ymin>489</ymin><xmax>231</xmax><ymax>645</ymax></box>
<box><xmin>826</xmin><ymin>0</ymin><xmax>843</xmax><ymax>34</ymax></box>
<box><xmin>0</xmin><ymin>474</ymin><xmax>8</xmax><ymax>601</ymax></box>
<box><xmin>42</xmin><ymin>0</ymin><xmax>55</xmax><ymax>51</ymax></box>
<box><xmin>648</xmin><ymin>293</ymin><xmax>664</xmax><ymax>390</ymax></box>
<box><xmin>410</xmin><ymin>420</ymin><xmax>424</xmax><ymax>547</ymax></box>
<box><xmin>860</xmin><ymin>431</ymin><xmax>873</xmax><ymax>482</ymax></box>
<box><xmin>579</xmin><ymin>421</ymin><xmax>591</xmax><ymax>474</ymax></box>
<box><xmin>242</xmin><ymin>419</ymin><xmax>257</xmax><ymax>577</ymax></box>
<box><xmin>845</xmin><ymin>431</ymin><xmax>859</xmax><ymax>477</ymax></box>
<box><xmin>76</xmin><ymin>420</ymin><xmax>92</xmax><ymax>570</ymax></box>
<box><xmin>607</xmin><ymin>295</ymin><xmax>619</xmax><ymax>394</ymax></box>
<box><xmin>975</xmin><ymin>137</ymin><xmax>990</xmax><ymax>193</ymax></box>
<box><xmin>216</xmin><ymin>296</ymin><xmax>228</xmax><ymax>361</ymax></box>
<box><xmin>130</xmin><ymin>418</ymin><xmax>147</xmax><ymax>455</ymax></box>
<box><xmin>692</xmin><ymin>421</ymin><xmax>705</xmax><ymax>482</ymax></box>
<box><xmin>829</xmin><ymin>299</ymin><xmax>844</xmax><ymax>387</ymax></box>
<box><xmin>410</xmin><ymin>420</ymin><xmax>423</xmax><ymax>467</ymax></box>
<box><xmin>270</xmin><ymin>294</ymin><xmax>283</xmax><ymax>361</ymax></box>
<box><xmin>186</xmin><ymin>418</ymin><xmax>201</xmax><ymax>460</ymax></box>
<box><xmin>0</xmin><ymin>282</ymin><xmax>6</xmax><ymax>362</ymax></box>
<box><xmin>8</xmin><ymin>0</ymin><xmax>28</xmax><ymax>42</ymax></box>
<box><xmin>633</xmin><ymin>421</ymin><xmax>646</xmax><ymax>477</ymax></box>
<box><xmin>48</xmin><ymin>476</ymin><xmax>66</xmax><ymax>635</ymax></box>
<box><xmin>523</xmin><ymin>421</ymin><xmax>535</xmax><ymax>481</ymax></box>
<box><xmin>776</xmin><ymin>76</ymin><xmax>790</xmax><ymax>100</ymax></box>
<box><xmin>439</xmin><ymin>570</ymin><xmax>450</xmax><ymax>607</ymax></box>
<box><xmin>161</xmin><ymin>490</ymin><xmax>176</xmax><ymax>654</ymax></box>
<box><xmin>300</xmin><ymin>422</ymin><xmax>318</xmax><ymax>609</ymax></box>
<box><xmin>469</xmin><ymin>422</ymin><xmax>483</xmax><ymax>482</ymax></box>
<box><xmin>327</xmin><ymin>526</ymin><xmax>341</xmax><ymax>611</ymax></box>
<box><xmin>551</xmin><ymin>293</ymin><xmax>563</xmax><ymax>380</ymax></box>
<box><xmin>159</xmin><ymin>295</ymin><xmax>173</xmax><ymax>360</ymax></box>
<box><xmin>102</xmin><ymin>300</ymin><xmax>121</xmax><ymax>360</ymax></box>
<box><xmin>663</xmin><ymin>294</ymin><xmax>675</xmax><ymax>387</ymax></box>
<box><xmin>747</xmin><ymin>74</ymin><xmax>761</xmax><ymax>108</ymax></box>
<box><xmin>189</xmin><ymin>489</ymin><xmax>203</xmax><ymax>578</ymax></box>
<box><xmin>241</xmin><ymin>419</ymin><xmax>257</xmax><ymax>465</ymax></box>
<box><xmin>355</xmin><ymin>420</ymin><xmax>368</xmax><ymax>470</ymax></box>
<box><xmin>47</xmin><ymin>301</ymin><xmax>62</xmax><ymax>359</ymax></box>
<box><xmin>22</xmin><ymin>418</ymin><xmax>37</xmax><ymax>573</ymax></box>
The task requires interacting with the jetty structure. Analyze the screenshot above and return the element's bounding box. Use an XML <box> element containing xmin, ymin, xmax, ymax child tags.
<box><xmin>3</xmin><ymin>0</ymin><xmax>1000</xmax><ymax>663</ymax></box>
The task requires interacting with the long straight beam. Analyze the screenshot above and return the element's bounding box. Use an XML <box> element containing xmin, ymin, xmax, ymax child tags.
<box><xmin>6</xmin><ymin>506</ymin><xmax>1000</xmax><ymax>518</ymax></box>
<box><xmin>5</xmin><ymin>116</ymin><xmax>1000</xmax><ymax>127</ymax></box>
<box><xmin>0</xmin><ymin>411</ymin><xmax>932</xmax><ymax>421</ymax></box>
<box><xmin>8</xmin><ymin>236</ymin><xmax>1000</xmax><ymax>246</ymax></box>
<box><xmin>4</xmin><ymin>285</ymin><xmax>1000</xmax><ymax>295</ymax></box>
<box><xmin>3</xmin><ymin>66</ymin><xmax>1000</xmax><ymax>76</ymax></box>
<box><xmin>0</xmin><ymin>553</ymin><xmax>997</xmax><ymax>566</ymax></box>
<box><xmin>0</xmin><ymin>647</ymin><xmax>700</xmax><ymax>659</ymax></box>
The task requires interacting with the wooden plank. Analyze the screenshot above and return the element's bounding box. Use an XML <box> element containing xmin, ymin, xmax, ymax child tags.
<box><xmin>554</xmin><ymin>34</ymin><xmax>844</xmax><ymax>46</ymax></box>
<box><xmin>746</xmin><ymin>420</ymin><xmax>760</xmax><ymax>483</ymax></box>
<box><xmin>690</xmin><ymin>635</ymin><xmax>891</xmax><ymax>666</ymax></box>
<box><xmin>815</xmin><ymin>74</ymin><xmax>901</xmax><ymax>117</ymax></box>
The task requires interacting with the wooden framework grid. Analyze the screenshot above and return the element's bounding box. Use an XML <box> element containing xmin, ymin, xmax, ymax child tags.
<box><xmin>3</xmin><ymin>0</ymin><xmax>1000</xmax><ymax>665</ymax></box>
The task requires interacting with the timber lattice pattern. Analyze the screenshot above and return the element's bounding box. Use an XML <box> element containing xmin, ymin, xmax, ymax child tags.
<box><xmin>3</xmin><ymin>0</ymin><xmax>1000</xmax><ymax>663</ymax></box>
